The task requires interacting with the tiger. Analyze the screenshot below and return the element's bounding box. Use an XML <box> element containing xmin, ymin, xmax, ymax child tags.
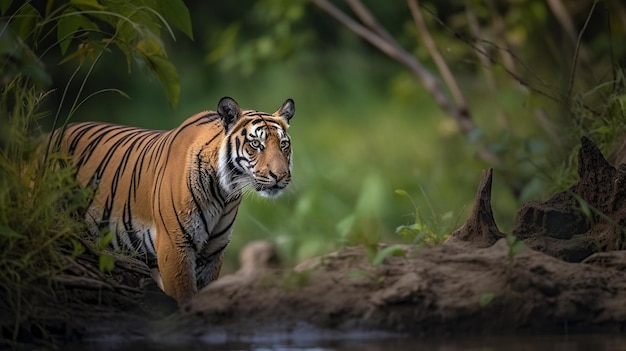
<box><xmin>50</xmin><ymin>97</ymin><xmax>295</xmax><ymax>305</ymax></box>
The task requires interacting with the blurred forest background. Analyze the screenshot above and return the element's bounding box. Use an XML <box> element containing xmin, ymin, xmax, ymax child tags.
<box><xmin>4</xmin><ymin>0</ymin><xmax>626</xmax><ymax>270</ymax></box>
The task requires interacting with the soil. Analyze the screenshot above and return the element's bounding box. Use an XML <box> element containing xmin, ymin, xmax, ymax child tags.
<box><xmin>5</xmin><ymin>136</ymin><xmax>626</xmax><ymax>346</ymax></box>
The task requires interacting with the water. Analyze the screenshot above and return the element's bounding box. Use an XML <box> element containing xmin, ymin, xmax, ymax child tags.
<box><xmin>71</xmin><ymin>333</ymin><xmax>626</xmax><ymax>351</ymax></box>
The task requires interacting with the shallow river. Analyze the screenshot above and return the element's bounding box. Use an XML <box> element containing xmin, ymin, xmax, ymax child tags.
<box><xmin>72</xmin><ymin>332</ymin><xmax>626</xmax><ymax>351</ymax></box>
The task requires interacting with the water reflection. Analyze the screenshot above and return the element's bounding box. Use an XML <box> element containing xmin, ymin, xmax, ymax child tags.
<box><xmin>72</xmin><ymin>333</ymin><xmax>626</xmax><ymax>351</ymax></box>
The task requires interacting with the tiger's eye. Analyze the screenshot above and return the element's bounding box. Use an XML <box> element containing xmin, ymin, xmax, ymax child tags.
<box><xmin>280</xmin><ymin>140</ymin><xmax>290</xmax><ymax>150</ymax></box>
<box><xmin>249</xmin><ymin>140</ymin><xmax>262</xmax><ymax>149</ymax></box>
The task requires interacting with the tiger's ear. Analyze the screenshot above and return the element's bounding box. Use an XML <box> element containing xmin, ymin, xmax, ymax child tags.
<box><xmin>217</xmin><ymin>96</ymin><xmax>242</xmax><ymax>132</ymax></box>
<box><xmin>276</xmin><ymin>98</ymin><xmax>295</xmax><ymax>123</ymax></box>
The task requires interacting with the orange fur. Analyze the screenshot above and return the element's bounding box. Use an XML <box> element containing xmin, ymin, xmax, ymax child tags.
<box><xmin>50</xmin><ymin>97</ymin><xmax>295</xmax><ymax>304</ymax></box>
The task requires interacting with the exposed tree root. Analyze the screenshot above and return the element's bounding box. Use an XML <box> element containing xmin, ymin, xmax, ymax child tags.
<box><xmin>447</xmin><ymin>168</ymin><xmax>504</xmax><ymax>247</ymax></box>
<box><xmin>512</xmin><ymin>137</ymin><xmax>626</xmax><ymax>261</ymax></box>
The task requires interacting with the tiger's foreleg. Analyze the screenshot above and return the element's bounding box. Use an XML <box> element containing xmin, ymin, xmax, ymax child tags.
<box><xmin>155</xmin><ymin>225</ymin><xmax>198</xmax><ymax>305</ymax></box>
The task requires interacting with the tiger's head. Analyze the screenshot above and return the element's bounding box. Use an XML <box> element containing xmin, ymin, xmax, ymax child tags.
<box><xmin>217</xmin><ymin>97</ymin><xmax>295</xmax><ymax>198</ymax></box>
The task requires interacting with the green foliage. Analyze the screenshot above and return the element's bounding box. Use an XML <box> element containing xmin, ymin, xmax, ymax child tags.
<box><xmin>334</xmin><ymin>173</ymin><xmax>413</xmax><ymax>266</ymax></box>
<box><xmin>96</xmin><ymin>229</ymin><xmax>115</xmax><ymax>272</ymax></box>
<box><xmin>546</xmin><ymin>74</ymin><xmax>626</xmax><ymax>194</ymax></box>
<box><xmin>1</xmin><ymin>0</ymin><xmax>192</xmax><ymax>106</ymax></box>
<box><xmin>205</xmin><ymin>0</ymin><xmax>309</xmax><ymax>76</ymax></box>
<box><xmin>394</xmin><ymin>187</ymin><xmax>460</xmax><ymax>245</ymax></box>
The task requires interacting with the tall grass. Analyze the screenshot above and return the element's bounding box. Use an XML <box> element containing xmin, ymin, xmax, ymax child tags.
<box><xmin>0</xmin><ymin>78</ymin><xmax>90</xmax><ymax>346</ymax></box>
<box><xmin>545</xmin><ymin>71</ymin><xmax>626</xmax><ymax>193</ymax></box>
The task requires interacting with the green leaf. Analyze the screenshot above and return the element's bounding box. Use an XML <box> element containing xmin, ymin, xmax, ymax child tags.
<box><xmin>98</xmin><ymin>229</ymin><xmax>114</xmax><ymax>249</ymax></box>
<box><xmin>505</xmin><ymin>233</ymin><xmax>516</xmax><ymax>246</ymax></box>
<box><xmin>99</xmin><ymin>254</ymin><xmax>115</xmax><ymax>272</ymax></box>
<box><xmin>336</xmin><ymin>214</ymin><xmax>356</xmax><ymax>240</ymax></box>
<box><xmin>71</xmin><ymin>238</ymin><xmax>85</xmax><ymax>257</ymax></box>
<box><xmin>57</xmin><ymin>10</ymin><xmax>99</xmax><ymax>55</ymax></box>
<box><xmin>511</xmin><ymin>240</ymin><xmax>524</xmax><ymax>256</ymax></box>
<box><xmin>156</xmin><ymin>0</ymin><xmax>193</xmax><ymax>40</ymax></box>
<box><xmin>58</xmin><ymin>11</ymin><xmax>77</xmax><ymax>55</ymax></box>
<box><xmin>15</xmin><ymin>4</ymin><xmax>39</xmax><ymax>39</ymax></box>
<box><xmin>371</xmin><ymin>245</ymin><xmax>406</xmax><ymax>266</ymax></box>
<box><xmin>145</xmin><ymin>54</ymin><xmax>180</xmax><ymax>106</ymax></box>
<box><xmin>0</xmin><ymin>0</ymin><xmax>12</xmax><ymax>15</ymax></box>
<box><xmin>479</xmin><ymin>292</ymin><xmax>495</xmax><ymax>307</ymax></box>
<box><xmin>70</xmin><ymin>0</ymin><xmax>105</xmax><ymax>11</ymax></box>
<box><xmin>136</xmin><ymin>35</ymin><xmax>164</xmax><ymax>57</ymax></box>
<box><xmin>0</xmin><ymin>225</ymin><xmax>25</xmax><ymax>238</ymax></box>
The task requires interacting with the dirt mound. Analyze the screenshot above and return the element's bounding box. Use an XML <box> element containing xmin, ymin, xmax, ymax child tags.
<box><xmin>160</xmin><ymin>137</ymin><xmax>626</xmax><ymax>338</ymax></box>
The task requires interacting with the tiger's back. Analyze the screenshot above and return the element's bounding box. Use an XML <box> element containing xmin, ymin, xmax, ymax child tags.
<box><xmin>52</xmin><ymin>97</ymin><xmax>295</xmax><ymax>304</ymax></box>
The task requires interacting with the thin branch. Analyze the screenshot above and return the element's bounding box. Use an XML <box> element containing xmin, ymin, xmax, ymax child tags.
<box><xmin>344</xmin><ymin>0</ymin><xmax>395</xmax><ymax>44</ymax></box>
<box><xmin>312</xmin><ymin>1</ymin><xmax>473</xmax><ymax>132</ymax></box>
<box><xmin>419</xmin><ymin>4</ymin><xmax>561</xmax><ymax>103</ymax></box>
<box><xmin>484</xmin><ymin>0</ymin><xmax>517</xmax><ymax>76</ymax></box>
<box><xmin>311</xmin><ymin>0</ymin><xmax>503</xmax><ymax>165</ymax></box>
<box><xmin>310</xmin><ymin>0</ymin><xmax>433</xmax><ymax>85</ymax></box>
<box><xmin>407</xmin><ymin>0</ymin><xmax>467</xmax><ymax>113</ymax></box>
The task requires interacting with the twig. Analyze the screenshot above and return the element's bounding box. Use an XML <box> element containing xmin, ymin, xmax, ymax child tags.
<box><xmin>407</xmin><ymin>0</ymin><xmax>467</xmax><ymax>113</ymax></box>
<box><xmin>53</xmin><ymin>275</ymin><xmax>111</xmax><ymax>289</ymax></box>
<box><xmin>344</xmin><ymin>0</ymin><xmax>395</xmax><ymax>44</ymax></box>
<box><xmin>483</xmin><ymin>0</ymin><xmax>517</xmax><ymax>75</ymax></box>
<box><xmin>53</xmin><ymin>274</ymin><xmax>144</xmax><ymax>294</ymax></box>
<box><xmin>420</xmin><ymin>3</ymin><xmax>561</xmax><ymax>103</ymax></box>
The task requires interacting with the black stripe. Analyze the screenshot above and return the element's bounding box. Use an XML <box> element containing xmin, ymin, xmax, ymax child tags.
<box><xmin>205</xmin><ymin>242</ymin><xmax>229</xmax><ymax>259</ymax></box>
<box><xmin>189</xmin><ymin>160</ymin><xmax>210</xmax><ymax>236</ymax></box>
<box><xmin>171</xmin><ymin>190</ymin><xmax>194</xmax><ymax>246</ymax></box>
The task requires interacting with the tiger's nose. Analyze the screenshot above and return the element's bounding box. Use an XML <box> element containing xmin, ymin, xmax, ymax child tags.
<box><xmin>269</xmin><ymin>170</ymin><xmax>289</xmax><ymax>182</ymax></box>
